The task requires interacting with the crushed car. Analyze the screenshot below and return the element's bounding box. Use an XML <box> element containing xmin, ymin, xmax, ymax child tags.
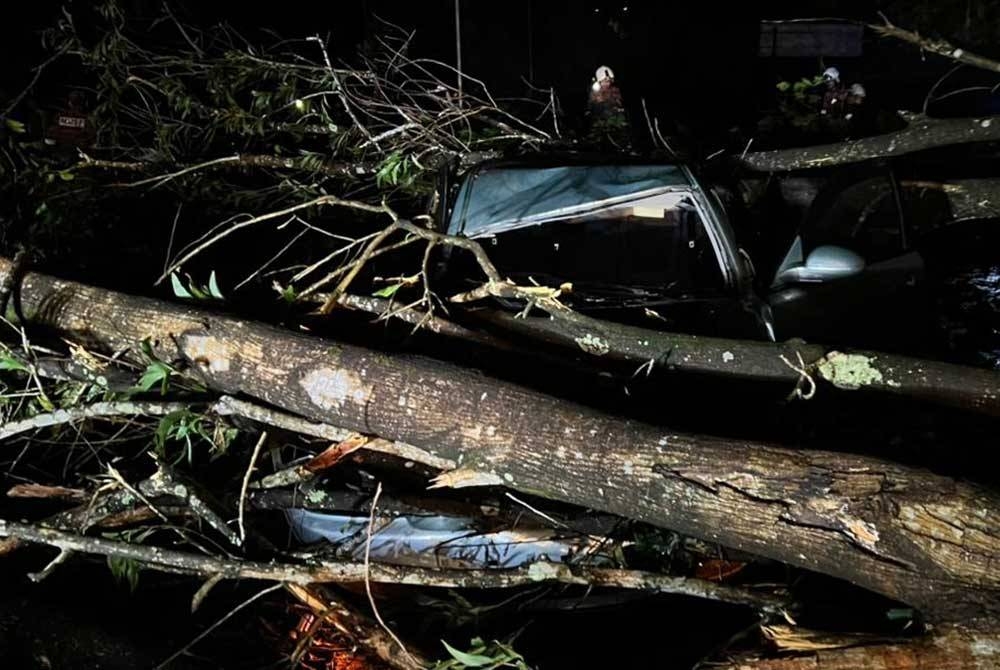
<box><xmin>431</xmin><ymin>153</ymin><xmax>999</xmax><ymax>357</ymax></box>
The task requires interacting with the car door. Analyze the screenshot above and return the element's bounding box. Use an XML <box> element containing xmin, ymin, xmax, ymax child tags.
<box><xmin>766</xmin><ymin>170</ymin><xmax>926</xmax><ymax>347</ymax></box>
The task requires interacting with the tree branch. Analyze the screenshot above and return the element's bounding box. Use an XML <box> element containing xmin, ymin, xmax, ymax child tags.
<box><xmin>741</xmin><ymin>114</ymin><xmax>1000</xmax><ymax>171</ymax></box>
<box><xmin>870</xmin><ymin>19</ymin><xmax>1000</xmax><ymax>74</ymax></box>
<box><xmin>0</xmin><ymin>519</ymin><xmax>788</xmax><ymax>611</ymax></box>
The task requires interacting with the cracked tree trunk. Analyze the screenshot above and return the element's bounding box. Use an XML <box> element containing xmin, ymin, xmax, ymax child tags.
<box><xmin>725</xmin><ymin>623</ymin><xmax>1000</xmax><ymax>669</ymax></box>
<box><xmin>3</xmin><ymin>258</ymin><xmax>1000</xmax><ymax>623</ymax></box>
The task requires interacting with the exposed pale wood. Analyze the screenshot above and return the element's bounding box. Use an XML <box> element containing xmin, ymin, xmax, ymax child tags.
<box><xmin>727</xmin><ymin>622</ymin><xmax>1000</xmax><ymax>669</ymax></box>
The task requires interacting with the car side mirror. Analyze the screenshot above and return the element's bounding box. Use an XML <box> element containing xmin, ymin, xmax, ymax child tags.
<box><xmin>775</xmin><ymin>245</ymin><xmax>865</xmax><ymax>285</ymax></box>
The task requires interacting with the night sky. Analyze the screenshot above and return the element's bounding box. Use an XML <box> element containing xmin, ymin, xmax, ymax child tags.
<box><xmin>6</xmin><ymin>0</ymin><xmax>991</xmax><ymax>140</ymax></box>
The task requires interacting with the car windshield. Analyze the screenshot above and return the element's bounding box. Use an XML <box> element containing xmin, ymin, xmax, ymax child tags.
<box><xmin>447</xmin><ymin>164</ymin><xmax>692</xmax><ymax>237</ymax></box>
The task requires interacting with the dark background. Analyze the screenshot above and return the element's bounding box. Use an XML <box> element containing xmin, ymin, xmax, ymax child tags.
<box><xmin>2</xmin><ymin>3</ymin><xmax>1000</xmax><ymax>669</ymax></box>
<box><xmin>6</xmin><ymin>0</ymin><xmax>1000</xmax><ymax>140</ymax></box>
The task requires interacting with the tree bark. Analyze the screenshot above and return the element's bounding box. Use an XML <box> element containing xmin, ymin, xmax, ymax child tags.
<box><xmin>468</xmin><ymin>308</ymin><xmax>1000</xmax><ymax>416</ymax></box>
<box><xmin>741</xmin><ymin>115</ymin><xmax>1000</xmax><ymax>172</ymax></box>
<box><xmin>4</xmin><ymin>258</ymin><xmax>1000</xmax><ymax>623</ymax></box>
<box><xmin>726</xmin><ymin>623</ymin><xmax>1000</xmax><ymax>669</ymax></box>
<box><xmin>869</xmin><ymin>21</ymin><xmax>1000</xmax><ymax>75</ymax></box>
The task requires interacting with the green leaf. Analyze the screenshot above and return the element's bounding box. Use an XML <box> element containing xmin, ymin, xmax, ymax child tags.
<box><xmin>441</xmin><ymin>641</ymin><xmax>495</xmax><ymax>668</ymax></box>
<box><xmin>207</xmin><ymin>271</ymin><xmax>224</xmax><ymax>299</ymax></box>
<box><xmin>280</xmin><ymin>285</ymin><xmax>298</xmax><ymax>303</ymax></box>
<box><xmin>373</xmin><ymin>282</ymin><xmax>403</xmax><ymax>298</ymax></box>
<box><xmin>107</xmin><ymin>555</ymin><xmax>141</xmax><ymax>592</ymax></box>
<box><xmin>58</xmin><ymin>170</ymin><xmax>75</xmax><ymax>181</ymax></box>
<box><xmin>36</xmin><ymin>394</ymin><xmax>56</xmax><ymax>412</ymax></box>
<box><xmin>136</xmin><ymin>361</ymin><xmax>172</xmax><ymax>394</ymax></box>
<box><xmin>170</xmin><ymin>273</ymin><xmax>193</xmax><ymax>299</ymax></box>
<box><xmin>776</xmin><ymin>81</ymin><xmax>790</xmax><ymax>92</ymax></box>
<box><xmin>4</xmin><ymin>118</ymin><xmax>26</xmax><ymax>134</ymax></box>
<box><xmin>0</xmin><ymin>357</ymin><xmax>29</xmax><ymax>372</ymax></box>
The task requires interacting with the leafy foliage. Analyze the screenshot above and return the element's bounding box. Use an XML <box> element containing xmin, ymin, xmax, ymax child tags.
<box><xmin>154</xmin><ymin>408</ymin><xmax>235</xmax><ymax>465</ymax></box>
<box><xmin>170</xmin><ymin>270</ymin><xmax>224</xmax><ymax>301</ymax></box>
<box><xmin>375</xmin><ymin>151</ymin><xmax>421</xmax><ymax>190</ymax></box>
<box><xmin>436</xmin><ymin>638</ymin><xmax>531</xmax><ymax>670</ymax></box>
<box><xmin>107</xmin><ymin>554</ymin><xmax>142</xmax><ymax>592</ymax></box>
<box><xmin>0</xmin><ymin>0</ymin><xmax>555</xmax><ymax>305</ymax></box>
<box><xmin>136</xmin><ymin>360</ymin><xmax>174</xmax><ymax>395</ymax></box>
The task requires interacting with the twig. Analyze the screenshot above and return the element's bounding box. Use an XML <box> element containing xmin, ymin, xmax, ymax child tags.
<box><xmin>238</xmin><ymin>431</ymin><xmax>267</xmax><ymax>544</ymax></box>
<box><xmin>922</xmin><ymin>64</ymin><xmax>964</xmax><ymax>114</ymax></box>
<box><xmin>234</xmin><ymin>227</ymin><xmax>309</xmax><ymax>291</ymax></box>
<box><xmin>3</xmin><ymin>44</ymin><xmax>69</xmax><ymax>117</ymax></box>
<box><xmin>253</xmin><ymin>434</ymin><xmax>367</xmax><ymax>489</ymax></box>
<box><xmin>191</xmin><ymin>573</ymin><xmax>225</xmax><ymax>613</ymax></box>
<box><xmin>119</xmin><ymin>155</ymin><xmax>243</xmax><ymax>189</ymax></box>
<box><xmin>5</xmin><ymin>484</ymin><xmax>88</xmax><ymax>502</ymax></box>
<box><xmin>778</xmin><ymin>352</ymin><xmax>817</xmax><ymax>401</ymax></box>
<box><xmin>0</xmin><ymin>519</ymin><xmax>789</xmax><ymax>611</ymax></box>
<box><xmin>161</xmin><ymin>1</ymin><xmax>205</xmax><ymax>58</ymax></box>
<box><xmin>287</xmin><ymin>583</ymin><xmax>429</xmax><ymax>670</ymax></box>
<box><xmin>163</xmin><ymin>202</ymin><xmax>182</xmax><ymax>278</ymax></box>
<box><xmin>316</xmin><ymin>218</ymin><xmax>572</xmax><ymax>316</ymax></box>
<box><xmin>28</xmin><ymin>547</ymin><xmax>73</xmax><ymax>582</ymax></box>
<box><xmin>641</xmin><ymin>98</ymin><xmax>676</xmax><ymax>158</ymax></box>
<box><xmin>140</xmin><ymin>467</ymin><xmax>241</xmax><ymax>548</ymax></box>
<box><xmin>333</xmin><ymin>292</ymin><xmax>513</xmax><ymax>349</ymax></box>
<box><xmin>159</xmin><ymin>195</ymin><xmax>391</xmax><ymax>284</ymax></box>
<box><xmin>505</xmin><ymin>492</ymin><xmax>568</xmax><ymax>529</ymax></box>
<box><xmin>308</xmin><ymin>36</ymin><xmax>376</xmax><ymax>144</ymax></box>
<box><xmin>154</xmin><ymin>583</ymin><xmax>284</xmax><ymax>670</ymax></box>
<box><xmin>363</xmin><ymin>482</ymin><xmax>420</xmax><ymax>666</ymax></box>
<box><xmin>78</xmin><ymin>153</ymin><xmax>366</xmax><ymax>179</ymax></box>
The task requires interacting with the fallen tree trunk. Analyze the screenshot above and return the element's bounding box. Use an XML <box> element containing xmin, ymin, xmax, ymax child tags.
<box><xmin>740</xmin><ymin>115</ymin><xmax>1000</xmax><ymax>172</ymax></box>
<box><xmin>4</xmin><ymin>258</ymin><xmax>1000</xmax><ymax>622</ymax></box>
<box><xmin>726</xmin><ymin>623</ymin><xmax>1000</xmax><ymax>669</ymax></box>
<box><xmin>468</xmin><ymin>308</ymin><xmax>1000</xmax><ymax>415</ymax></box>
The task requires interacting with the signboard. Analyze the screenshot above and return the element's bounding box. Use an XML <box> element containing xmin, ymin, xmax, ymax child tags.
<box><xmin>759</xmin><ymin>21</ymin><xmax>864</xmax><ymax>58</ymax></box>
<box><xmin>44</xmin><ymin>91</ymin><xmax>94</xmax><ymax>147</ymax></box>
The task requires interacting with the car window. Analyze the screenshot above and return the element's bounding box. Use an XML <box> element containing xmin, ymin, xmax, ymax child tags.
<box><xmin>481</xmin><ymin>193</ymin><xmax>725</xmax><ymax>300</ymax></box>
<box><xmin>897</xmin><ymin>180</ymin><xmax>954</xmax><ymax>235</ymax></box>
<box><xmin>806</xmin><ymin>176</ymin><xmax>904</xmax><ymax>262</ymax></box>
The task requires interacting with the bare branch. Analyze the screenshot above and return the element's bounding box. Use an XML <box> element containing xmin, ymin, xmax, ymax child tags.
<box><xmin>0</xmin><ymin>401</ymin><xmax>189</xmax><ymax>443</ymax></box>
<box><xmin>0</xmin><ymin>518</ymin><xmax>790</xmax><ymax>611</ymax></box>
<box><xmin>871</xmin><ymin>19</ymin><xmax>1000</xmax><ymax>74</ymax></box>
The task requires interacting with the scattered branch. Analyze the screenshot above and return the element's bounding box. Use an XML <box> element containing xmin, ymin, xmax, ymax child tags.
<box><xmin>0</xmin><ymin>401</ymin><xmax>189</xmax><ymax>442</ymax></box>
<box><xmin>0</xmin><ymin>518</ymin><xmax>790</xmax><ymax>612</ymax></box>
<box><xmin>870</xmin><ymin>18</ymin><xmax>1000</xmax><ymax>74</ymax></box>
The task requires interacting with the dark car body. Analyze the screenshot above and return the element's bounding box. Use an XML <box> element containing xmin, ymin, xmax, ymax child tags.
<box><xmin>433</xmin><ymin>151</ymin><xmax>997</xmax><ymax>353</ymax></box>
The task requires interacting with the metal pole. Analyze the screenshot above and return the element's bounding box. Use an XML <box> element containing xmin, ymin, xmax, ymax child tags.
<box><xmin>455</xmin><ymin>0</ymin><xmax>463</xmax><ymax>101</ymax></box>
<box><xmin>527</xmin><ymin>0</ymin><xmax>534</xmax><ymax>85</ymax></box>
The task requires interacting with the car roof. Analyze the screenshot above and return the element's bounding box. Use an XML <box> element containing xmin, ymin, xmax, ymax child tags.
<box><xmin>464</xmin><ymin>152</ymin><xmax>689</xmax><ymax>173</ymax></box>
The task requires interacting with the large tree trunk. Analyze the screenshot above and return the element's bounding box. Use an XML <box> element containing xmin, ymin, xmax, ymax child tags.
<box><xmin>468</xmin><ymin>308</ymin><xmax>1000</xmax><ymax>415</ymax></box>
<box><xmin>5</xmin><ymin>258</ymin><xmax>1000</xmax><ymax>623</ymax></box>
<box><xmin>726</xmin><ymin>623</ymin><xmax>1000</xmax><ymax>669</ymax></box>
<box><xmin>741</xmin><ymin>115</ymin><xmax>1000</xmax><ymax>172</ymax></box>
